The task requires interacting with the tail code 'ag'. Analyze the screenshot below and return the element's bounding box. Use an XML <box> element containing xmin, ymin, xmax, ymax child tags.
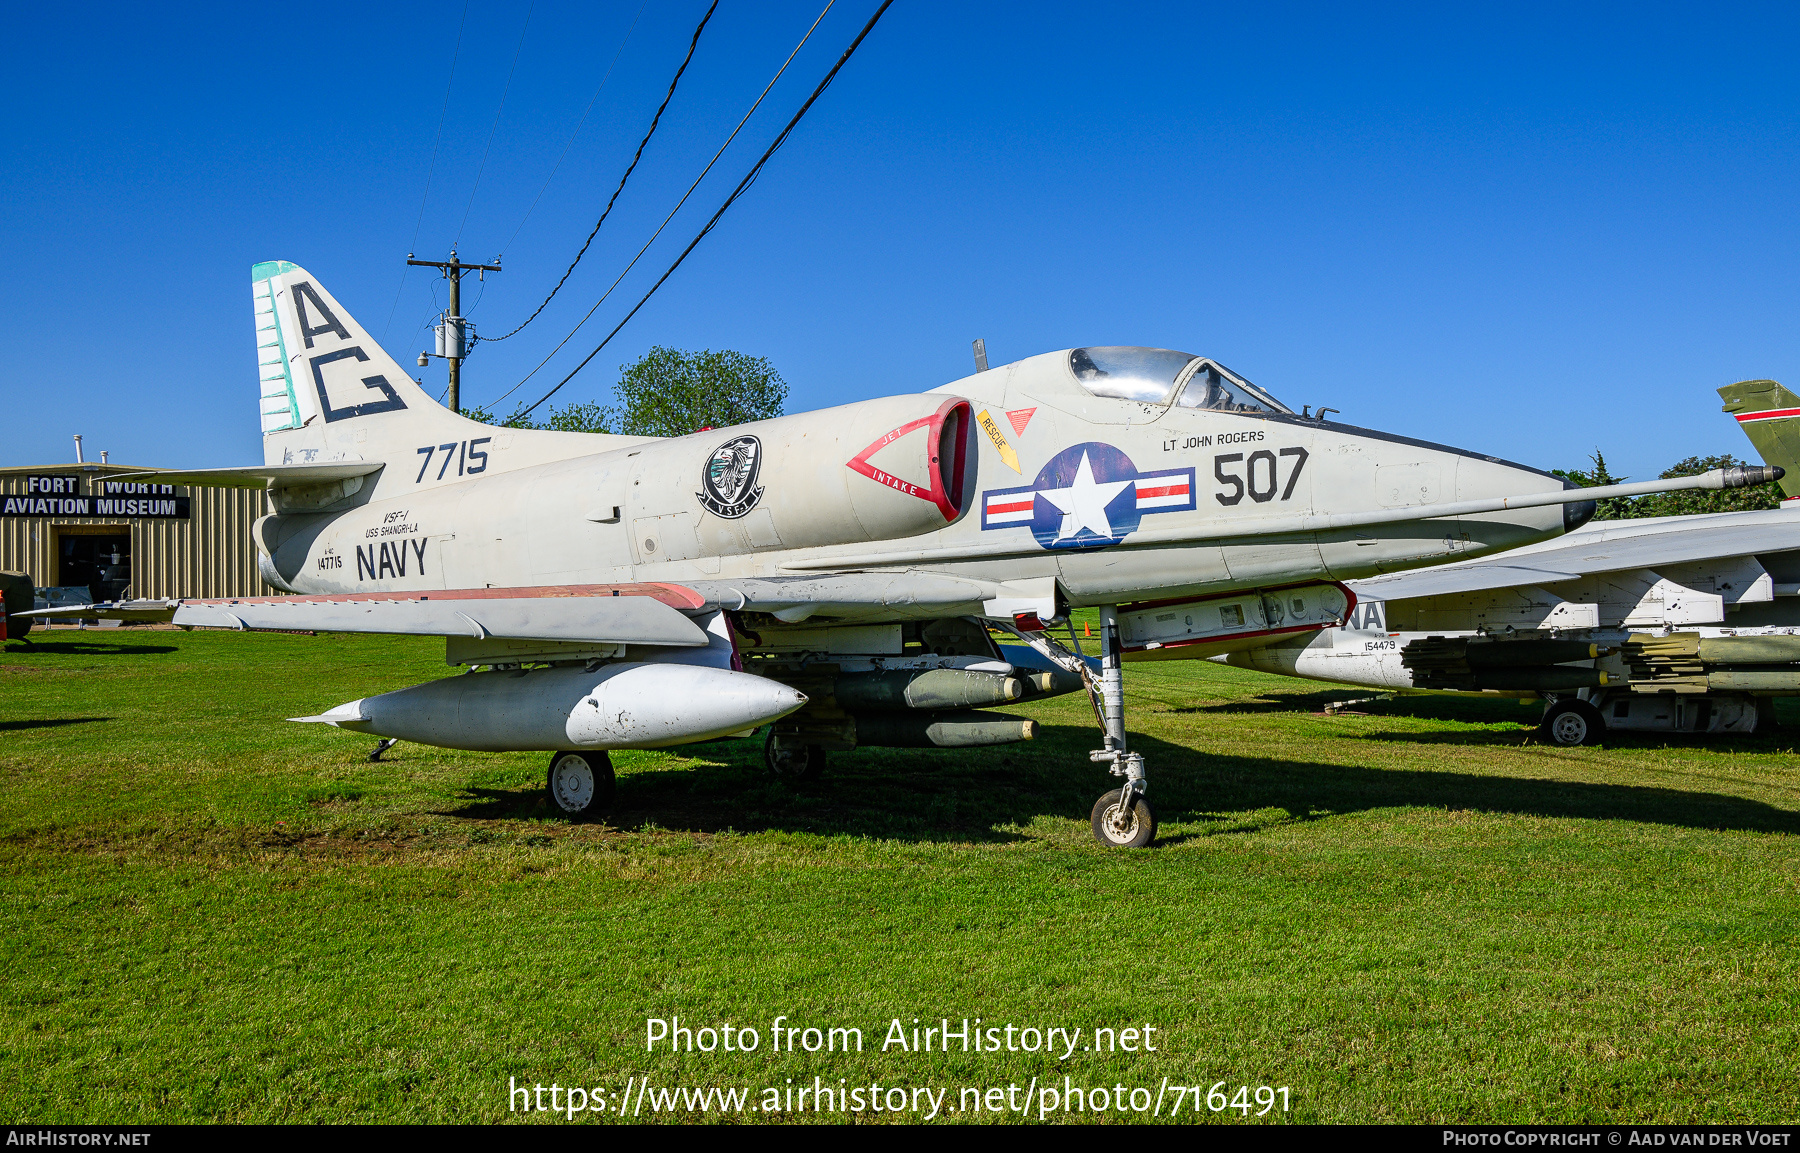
<box><xmin>252</xmin><ymin>260</ymin><xmax>432</xmax><ymax>436</ymax></box>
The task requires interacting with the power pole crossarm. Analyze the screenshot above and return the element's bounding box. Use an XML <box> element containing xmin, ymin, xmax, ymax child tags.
<box><xmin>407</xmin><ymin>257</ymin><xmax>503</xmax><ymax>272</ymax></box>
<box><xmin>408</xmin><ymin>250</ymin><xmax>501</xmax><ymax>414</ymax></box>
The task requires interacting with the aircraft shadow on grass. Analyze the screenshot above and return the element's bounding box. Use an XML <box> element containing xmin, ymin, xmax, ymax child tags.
<box><xmin>1189</xmin><ymin>687</ymin><xmax>1800</xmax><ymax>752</ymax></box>
<box><xmin>0</xmin><ymin>717</ymin><xmax>110</xmax><ymax>732</ymax></box>
<box><xmin>3</xmin><ymin>642</ymin><xmax>178</xmax><ymax>656</ymax></box>
<box><xmin>437</xmin><ymin>721</ymin><xmax>1800</xmax><ymax>843</ymax></box>
<box><xmin>1180</xmin><ymin>689</ymin><xmax>1539</xmax><ymax>726</ymax></box>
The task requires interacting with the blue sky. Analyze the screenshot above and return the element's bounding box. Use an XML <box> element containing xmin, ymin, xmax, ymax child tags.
<box><xmin>4</xmin><ymin>2</ymin><xmax>1798</xmax><ymax>480</ymax></box>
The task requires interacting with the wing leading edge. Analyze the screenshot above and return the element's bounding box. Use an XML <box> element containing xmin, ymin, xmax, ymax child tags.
<box><xmin>1349</xmin><ymin>508</ymin><xmax>1800</xmax><ymax>602</ymax></box>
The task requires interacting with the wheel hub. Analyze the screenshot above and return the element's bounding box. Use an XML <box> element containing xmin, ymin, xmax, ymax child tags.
<box><xmin>1104</xmin><ymin>802</ymin><xmax>1139</xmax><ymax>842</ymax></box>
<box><xmin>552</xmin><ymin>756</ymin><xmax>595</xmax><ymax>811</ymax></box>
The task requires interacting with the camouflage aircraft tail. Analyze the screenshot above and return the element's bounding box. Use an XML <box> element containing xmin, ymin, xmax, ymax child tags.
<box><xmin>1719</xmin><ymin>379</ymin><xmax>1800</xmax><ymax>498</ymax></box>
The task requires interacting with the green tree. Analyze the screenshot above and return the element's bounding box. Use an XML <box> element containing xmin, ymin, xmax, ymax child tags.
<box><xmin>609</xmin><ymin>346</ymin><xmax>787</xmax><ymax>437</ymax></box>
<box><xmin>462</xmin><ymin>346</ymin><xmax>785</xmax><ymax>437</ymax></box>
<box><xmin>1552</xmin><ymin>449</ymin><xmax>1783</xmax><ymax>520</ymax></box>
<box><xmin>1551</xmin><ymin>449</ymin><xmax>1636</xmax><ymax>520</ymax></box>
<box><xmin>462</xmin><ymin>403</ymin><xmax>543</xmax><ymax>429</ymax></box>
<box><xmin>538</xmin><ymin>401</ymin><xmax>613</xmax><ymax>434</ymax></box>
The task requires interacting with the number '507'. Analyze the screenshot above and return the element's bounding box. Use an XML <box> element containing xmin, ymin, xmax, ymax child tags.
<box><xmin>1214</xmin><ymin>447</ymin><xmax>1308</xmax><ymax>506</ymax></box>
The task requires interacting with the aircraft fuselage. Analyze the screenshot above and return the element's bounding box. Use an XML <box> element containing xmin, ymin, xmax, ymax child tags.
<box><xmin>255</xmin><ymin>347</ymin><xmax>1577</xmax><ymax>618</ymax></box>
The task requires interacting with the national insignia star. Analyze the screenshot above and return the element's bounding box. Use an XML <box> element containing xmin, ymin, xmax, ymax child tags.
<box><xmin>1037</xmin><ymin>450</ymin><xmax>1134</xmax><ymax>543</ymax></box>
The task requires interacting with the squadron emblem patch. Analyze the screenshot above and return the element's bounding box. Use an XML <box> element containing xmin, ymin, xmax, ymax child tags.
<box><xmin>698</xmin><ymin>435</ymin><xmax>766</xmax><ymax>519</ymax></box>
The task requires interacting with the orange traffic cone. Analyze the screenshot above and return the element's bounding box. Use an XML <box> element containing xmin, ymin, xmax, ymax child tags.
<box><xmin>1084</xmin><ymin>622</ymin><xmax>1092</xmax><ymax>637</ymax></box>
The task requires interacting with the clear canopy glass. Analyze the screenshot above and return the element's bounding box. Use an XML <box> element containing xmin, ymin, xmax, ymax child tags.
<box><xmin>1068</xmin><ymin>347</ymin><xmax>1197</xmax><ymax>403</ymax></box>
<box><xmin>1067</xmin><ymin>347</ymin><xmax>1290</xmax><ymax>414</ymax></box>
<box><xmin>1174</xmin><ymin>362</ymin><xmax>1288</xmax><ymax>414</ymax></box>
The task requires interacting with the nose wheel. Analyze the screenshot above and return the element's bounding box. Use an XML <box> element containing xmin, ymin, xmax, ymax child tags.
<box><xmin>1092</xmin><ymin>786</ymin><xmax>1156</xmax><ymax>848</ymax></box>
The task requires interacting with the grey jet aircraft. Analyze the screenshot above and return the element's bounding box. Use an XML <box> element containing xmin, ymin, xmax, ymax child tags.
<box><xmin>39</xmin><ymin>262</ymin><xmax>1776</xmax><ymax>846</ymax></box>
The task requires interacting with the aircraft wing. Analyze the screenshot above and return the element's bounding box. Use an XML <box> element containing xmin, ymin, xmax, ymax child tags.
<box><xmin>175</xmin><ymin>586</ymin><xmax>709</xmax><ymax>646</ymax></box>
<box><xmin>108</xmin><ymin>462</ymin><xmax>384</xmax><ymax>488</ymax></box>
<box><xmin>23</xmin><ymin>599</ymin><xmax>182</xmax><ymax>623</ymax></box>
<box><xmin>1349</xmin><ymin>508</ymin><xmax>1800</xmax><ymax>601</ymax></box>
<box><xmin>684</xmin><ymin>573</ymin><xmax>994</xmax><ymax>622</ymax></box>
<box><xmin>26</xmin><ymin>576</ymin><xmax>997</xmax><ymax>640</ymax></box>
<box><xmin>29</xmin><ymin>585</ymin><xmax>711</xmax><ymax>647</ymax></box>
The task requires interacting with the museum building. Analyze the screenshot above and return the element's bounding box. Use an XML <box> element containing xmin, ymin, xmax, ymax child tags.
<box><xmin>0</xmin><ymin>463</ymin><xmax>272</xmax><ymax>603</ymax></box>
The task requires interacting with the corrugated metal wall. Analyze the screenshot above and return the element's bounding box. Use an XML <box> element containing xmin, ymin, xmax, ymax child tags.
<box><xmin>0</xmin><ymin>465</ymin><xmax>274</xmax><ymax>599</ymax></box>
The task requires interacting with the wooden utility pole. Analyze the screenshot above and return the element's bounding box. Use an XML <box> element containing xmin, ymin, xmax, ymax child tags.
<box><xmin>407</xmin><ymin>250</ymin><xmax>501</xmax><ymax>414</ymax></box>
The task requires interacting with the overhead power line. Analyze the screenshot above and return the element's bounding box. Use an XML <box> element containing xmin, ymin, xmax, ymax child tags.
<box><xmin>482</xmin><ymin>0</ymin><xmax>837</xmax><ymax>411</ymax></box>
<box><xmin>513</xmin><ymin>0</ymin><xmax>895</xmax><ymax>420</ymax></box>
<box><xmin>483</xmin><ymin>0</ymin><xmax>720</xmax><ymax>344</ymax></box>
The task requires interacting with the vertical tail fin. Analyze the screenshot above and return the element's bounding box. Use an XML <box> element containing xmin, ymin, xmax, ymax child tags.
<box><xmin>252</xmin><ymin>259</ymin><xmax>460</xmax><ymax>462</ymax></box>
<box><xmin>248</xmin><ymin>261</ymin><xmax>639</xmax><ymax>487</ymax></box>
<box><xmin>1719</xmin><ymin>379</ymin><xmax>1800</xmax><ymax>498</ymax></box>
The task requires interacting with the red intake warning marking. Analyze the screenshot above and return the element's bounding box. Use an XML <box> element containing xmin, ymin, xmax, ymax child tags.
<box><xmin>845</xmin><ymin>404</ymin><xmax>964</xmax><ymax>521</ymax></box>
<box><xmin>1006</xmin><ymin>407</ymin><xmax>1037</xmax><ymax>436</ymax></box>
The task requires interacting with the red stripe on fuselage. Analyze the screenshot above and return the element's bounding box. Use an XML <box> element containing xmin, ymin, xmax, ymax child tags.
<box><xmin>183</xmin><ymin>582</ymin><xmax>707</xmax><ymax>610</ymax></box>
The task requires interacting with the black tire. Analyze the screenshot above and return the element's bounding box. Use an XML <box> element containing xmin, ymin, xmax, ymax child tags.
<box><xmin>1091</xmin><ymin>788</ymin><xmax>1156</xmax><ymax>848</ymax></box>
<box><xmin>1539</xmin><ymin>699</ymin><xmax>1605</xmax><ymax>747</ymax></box>
<box><xmin>764</xmin><ymin>731</ymin><xmax>825</xmax><ymax>781</ymax></box>
<box><xmin>546</xmin><ymin>750</ymin><xmax>615</xmax><ymax>819</ymax></box>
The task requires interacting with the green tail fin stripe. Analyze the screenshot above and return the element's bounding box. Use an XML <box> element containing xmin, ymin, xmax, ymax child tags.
<box><xmin>253</xmin><ymin>266</ymin><xmax>301</xmax><ymax>433</ymax></box>
<box><xmin>250</xmin><ymin>260</ymin><xmax>298</xmax><ymax>282</ymax></box>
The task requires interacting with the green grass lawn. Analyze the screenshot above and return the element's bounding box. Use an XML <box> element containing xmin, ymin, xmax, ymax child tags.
<box><xmin>2</xmin><ymin>623</ymin><xmax>1796</xmax><ymax>1124</ymax></box>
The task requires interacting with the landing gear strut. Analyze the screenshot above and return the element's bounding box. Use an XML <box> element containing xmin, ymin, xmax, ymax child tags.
<box><xmin>1000</xmin><ymin>606</ymin><xmax>1157</xmax><ymax>848</ymax></box>
<box><xmin>1087</xmin><ymin>605</ymin><xmax>1156</xmax><ymax>847</ymax></box>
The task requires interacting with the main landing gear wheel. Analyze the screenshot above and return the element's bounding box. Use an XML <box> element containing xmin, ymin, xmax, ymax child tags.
<box><xmin>1091</xmin><ymin>788</ymin><xmax>1157</xmax><ymax>848</ymax></box>
<box><xmin>546</xmin><ymin>750</ymin><xmax>615</xmax><ymax>819</ymax></box>
<box><xmin>1539</xmin><ymin>699</ymin><xmax>1605</xmax><ymax>747</ymax></box>
<box><xmin>764</xmin><ymin>731</ymin><xmax>825</xmax><ymax>781</ymax></box>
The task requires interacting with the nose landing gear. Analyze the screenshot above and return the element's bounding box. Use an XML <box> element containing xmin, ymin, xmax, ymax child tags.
<box><xmin>1001</xmin><ymin>605</ymin><xmax>1158</xmax><ymax>848</ymax></box>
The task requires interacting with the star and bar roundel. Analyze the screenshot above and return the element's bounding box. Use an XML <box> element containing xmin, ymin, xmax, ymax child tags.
<box><xmin>981</xmin><ymin>442</ymin><xmax>1195</xmax><ymax>550</ymax></box>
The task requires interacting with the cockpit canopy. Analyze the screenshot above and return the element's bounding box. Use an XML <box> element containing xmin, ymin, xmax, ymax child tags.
<box><xmin>1068</xmin><ymin>347</ymin><xmax>1291</xmax><ymax>415</ymax></box>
